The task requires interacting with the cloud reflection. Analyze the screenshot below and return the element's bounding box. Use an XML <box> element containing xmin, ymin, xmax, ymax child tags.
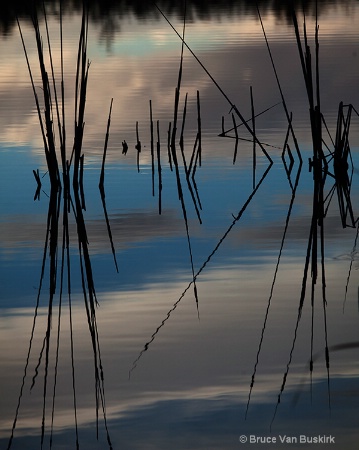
<box><xmin>0</xmin><ymin>6</ymin><xmax>358</xmax><ymax>160</ymax></box>
<box><xmin>2</xmin><ymin>374</ymin><xmax>359</xmax><ymax>449</ymax></box>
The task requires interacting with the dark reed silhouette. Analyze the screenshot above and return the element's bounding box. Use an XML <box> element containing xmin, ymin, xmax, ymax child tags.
<box><xmin>168</xmin><ymin>0</ymin><xmax>200</xmax><ymax>317</ymax></box>
<box><xmin>129</xmin><ymin>162</ymin><xmax>273</xmax><ymax>377</ymax></box>
<box><xmin>343</xmin><ymin>220</ymin><xmax>359</xmax><ymax>313</ymax></box>
<box><xmin>156</xmin><ymin>119</ymin><xmax>163</xmax><ymax>214</ymax></box>
<box><xmin>135</xmin><ymin>121</ymin><xmax>141</xmax><ymax>172</ymax></box>
<box><xmin>150</xmin><ymin>100</ymin><xmax>155</xmax><ymax>197</ymax></box>
<box><xmin>99</xmin><ymin>98</ymin><xmax>119</xmax><ymax>273</ymax></box>
<box><xmin>99</xmin><ymin>98</ymin><xmax>114</xmax><ymax>191</ymax></box>
<box><xmin>154</xmin><ymin>1</ymin><xmax>274</xmax><ymax>166</ymax></box>
<box><xmin>33</xmin><ymin>169</ymin><xmax>42</xmax><ymax>200</ymax></box>
<box><xmin>246</xmin><ymin>115</ymin><xmax>303</xmax><ymax>420</ymax></box>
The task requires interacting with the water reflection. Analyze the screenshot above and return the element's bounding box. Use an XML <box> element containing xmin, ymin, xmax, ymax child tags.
<box><xmin>1</xmin><ymin>0</ymin><xmax>359</xmax><ymax>449</ymax></box>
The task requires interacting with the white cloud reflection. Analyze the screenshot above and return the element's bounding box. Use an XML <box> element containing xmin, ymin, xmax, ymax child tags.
<box><xmin>1</xmin><ymin>261</ymin><xmax>358</xmax><ymax>443</ymax></box>
<box><xmin>0</xmin><ymin>6</ymin><xmax>358</xmax><ymax>162</ymax></box>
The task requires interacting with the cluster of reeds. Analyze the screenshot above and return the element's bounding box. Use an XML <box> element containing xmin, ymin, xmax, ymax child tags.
<box><xmin>86</xmin><ymin>0</ymin><xmax>359</xmax><ymax>435</ymax></box>
<box><xmin>9</xmin><ymin>2</ymin><xmax>113</xmax><ymax>449</ymax></box>
<box><xmin>130</xmin><ymin>1</ymin><xmax>358</xmax><ymax>431</ymax></box>
<box><xmin>250</xmin><ymin>0</ymin><xmax>358</xmax><ymax>428</ymax></box>
<box><xmin>275</xmin><ymin>0</ymin><xmax>359</xmax><ymax>414</ymax></box>
<box><xmin>129</xmin><ymin>2</ymin><xmax>278</xmax><ymax>376</ymax></box>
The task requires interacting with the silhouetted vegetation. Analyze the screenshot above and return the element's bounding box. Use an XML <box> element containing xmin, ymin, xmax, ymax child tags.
<box><xmin>0</xmin><ymin>0</ymin><xmax>356</xmax><ymax>36</ymax></box>
<box><xmin>8</xmin><ymin>3</ymin><xmax>114</xmax><ymax>449</ymax></box>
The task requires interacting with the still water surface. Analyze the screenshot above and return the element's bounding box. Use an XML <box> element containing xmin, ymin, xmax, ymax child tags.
<box><xmin>0</xmin><ymin>1</ymin><xmax>359</xmax><ymax>449</ymax></box>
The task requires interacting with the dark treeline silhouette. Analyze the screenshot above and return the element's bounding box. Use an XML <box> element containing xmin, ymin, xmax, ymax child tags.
<box><xmin>0</xmin><ymin>0</ymin><xmax>355</xmax><ymax>36</ymax></box>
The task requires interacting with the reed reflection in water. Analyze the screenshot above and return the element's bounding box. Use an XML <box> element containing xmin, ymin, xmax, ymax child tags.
<box><xmin>0</xmin><ymin>1</ymin><xmax>359</xmax><ymax>449</ymax></box>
